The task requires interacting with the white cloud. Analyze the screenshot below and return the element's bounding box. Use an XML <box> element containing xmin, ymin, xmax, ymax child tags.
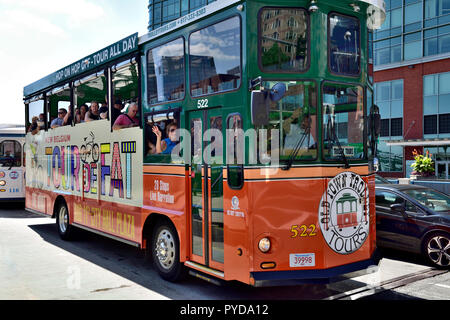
<box><xmin>0</xmin><ymin>9</ymin><xmax>66</xmax><ymax>37</ymax></box>
<box><xmin>0</xmin><ymin>0</ymin><xmax>147</xmax><ymax>125</ymax></box>
<box><xmin>0</xmin><ymin>0</ymin><xmax>104</xmax><ymax>24</ymax></box>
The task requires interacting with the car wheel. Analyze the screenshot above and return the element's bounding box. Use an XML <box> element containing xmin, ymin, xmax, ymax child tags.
<box><xmin>151</xmin><ymin>220</ymin><xmax>186</xmax><ymax>282</ymax></box>
<box><xmin>422</xmin><ymin>232</ymin><xmax>450</xmax><ymax>269</ymax></box>
<box><xmin>56</xmin><ymin>202</ymin><xmax>74</xmax><ymax>241</ymax></box>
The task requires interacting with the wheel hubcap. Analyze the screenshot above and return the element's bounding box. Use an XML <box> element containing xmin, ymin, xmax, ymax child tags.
<box><xmin>427</xmin><ymin>236</ymin><xmax>450</xmax><ymax>267</ymax></box>
<box><xmin>59</xmin><ymin>206</ymin><xmax>68</xmax><ymax>234</ymax></box>
<box><xmin>155</xmin><ymin>229</ymin><xmax>175</xmax><ymax>270</ymax></box>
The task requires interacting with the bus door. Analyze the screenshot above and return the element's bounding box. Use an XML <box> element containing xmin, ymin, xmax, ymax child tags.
<box><xmin>189</xmin><ymin>108</ymin><xmax>224</xmax><ymax>271</ymax></box>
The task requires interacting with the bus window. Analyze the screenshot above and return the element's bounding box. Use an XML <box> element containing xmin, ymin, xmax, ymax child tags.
<box><xmin>145</xmin><ymin>111</ymin><xmax>181</xmax><ymax>163</ymax></box>
<box><xmin>0</xmin><ymin>140</ymin><xmax>22</xmax><ymax>168</ymax></box>
<box><xmin>189</xmin><ymin>16</ymin><xmax>241</xmax><ymax>97</ymax></box>
<box><xmin>261</xmin><ymin>81</ymin><xmax>317</xmax><ymax>162</ymax></box>
<box><xmin>259</xmin><ymin>8</ymin><xmax>309</xmax><ymax>72</ymax></box>
<box><xmin>227</xmin><ymin>113</ymin><xmax>243</xmax><ymax>189</ymax></box>
<box><xmin>26</xmin><ymin>95</ymin><xmax>45</xmax><ymax>134</ymax></box>
<box><xmin>74</xmin><ymin>72</ymin><xmax>108</xmax><ymax>123</ymax></box>
<box><xmin>147</xmin><ymin>37</ymin><xmax>185</xmax><ymax>105</ymax></box>
<box><xmin>47</xmin><ymin>85</ymin><xmax>72</xmax><ymax>129</ymax></box>
<box><xmin>112</xmin><ymin>59</ymin><xmax>139</xmax><ymax>126</ymax></box>
<box><xmin>322</xmin><ymin>83</ymin><xmax>365</xmax><ymax>161</ymax></box>
<box><xmin>328</xmin><ymin>13</ymin><xmax>360</xmax><ymax>76</ymax></box>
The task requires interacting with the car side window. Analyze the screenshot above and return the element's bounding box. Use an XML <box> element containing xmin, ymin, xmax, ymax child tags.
<box><xmin>375</xmin><ymin>190</ymin><xmax>404</xmax><ymax>210</ymax></box>
<box><xmin>405</xmin><ymin>200</ymin><xmax>417</xmax><ymax>213</ymax></box>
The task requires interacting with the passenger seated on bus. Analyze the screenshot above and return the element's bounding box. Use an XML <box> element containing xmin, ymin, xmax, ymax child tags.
<box><xmin>111</xmin><ymin>99</ymin><xmax>124</xmax><ymax>125</ymax></box>
<box><xmin>112</xmin><ymin>103</ymin><xmax>139</xmax><ymax>130</ymax></box>
<box><xmin>51</xmin><ymin>108</ymin><xmax>69</xmax><ymax>129</ymax></box>
<box><xmin>38</xmin><ymin>113</ymin><xmax>45</xmax><ymax>130</ymax></box>
<box><xmin>99</xmin><ymin>106</ymin><xmax>109</xmax><ymax>120</ymax></box>
<box><xmin>152</xmin><ymin>122</ymin><xmax>178</xmax><ymax>154</ymax></box>
<box><xmin>76</xmin><ymin>104</ymin><xmax>88</xmax><ymax>124</ymax></box>
<box><xmin>147</xmin><ymin>142</ymin><xmax>157</xmax><ymax>155</ymax></box>
<box><xmin>28</xmin><ymin>116</ymin><xmax>40</xmax><ymax>135</ymax></box>
<box><xmin>85</xmin><ymin>101</ymin><xmax>100</xmax><ymax>122</ymax></box>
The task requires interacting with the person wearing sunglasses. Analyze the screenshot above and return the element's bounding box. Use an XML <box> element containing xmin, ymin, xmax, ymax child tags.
<box><xmin>51</xmin><ymin>108</ymin><xmax>68</xmax><ymax>129</ymax></box>
<box><xmin>152</xmin><ymin>122</ymin><xmax>178</xmax><ymax>155</ymax></box>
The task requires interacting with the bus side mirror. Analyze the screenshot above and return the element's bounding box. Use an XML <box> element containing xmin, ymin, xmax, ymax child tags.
<box><xmin>251</xmin><ymin>82</ymin><xmax>286</xmax><ymax>126</ymax></box>
<box><xmin>369</xmin><ymin>104</ymin><xmax>381</xmax><ymax>160</ymax></box>
<box><xmin>369</xmin><ymin>105</ymin><xmax>381</xmax><ymax>138</ymax></box>
<box><xmin>251</xmin><ymin>90</ymin><xmax>270</xmax><ymax>126</ymax></box>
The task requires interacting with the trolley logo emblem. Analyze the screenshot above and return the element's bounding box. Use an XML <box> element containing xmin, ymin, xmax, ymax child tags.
<box><xmin>10</xmin><ymin>171</ymin><xmax>19</xmax><ymax>180</ymax></box>
<box><xmin>318</xmin><ymin>172</ymin><xmax>370</xmax><ymax>255</ymax></box>
<box><xmin>231</xmin><ymin>196</ymin><xmax>240</xmax><ymax>210</ymax></box>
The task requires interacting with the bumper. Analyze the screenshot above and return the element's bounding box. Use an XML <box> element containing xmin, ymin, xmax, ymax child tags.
<box><xmin>250</xmin><ymin>249</ymin><xmax>382</xmax><ymax>287</ymax></box>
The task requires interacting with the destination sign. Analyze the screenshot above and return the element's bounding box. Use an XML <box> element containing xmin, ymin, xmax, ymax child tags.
<box><xmin>24</xmin><ymin>33</ymin><xmax>138</xmax><ymax>97</ymax></box>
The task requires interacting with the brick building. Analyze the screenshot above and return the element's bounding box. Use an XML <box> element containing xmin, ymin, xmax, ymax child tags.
<box><xmin>373</xmin><ymin>0</ymin><xmax>450</xmax><ymax>179</ymax></box>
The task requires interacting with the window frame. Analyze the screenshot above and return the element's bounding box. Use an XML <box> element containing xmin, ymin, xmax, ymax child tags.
<box><xmin>327</xmin><ymin>12</ymin><xmax>362</xmax><ymax>77</ymax></box>
<box><xmin>188</xmin><ymin>14</ymin><xmax>243</xmax><ymax>98</ymax></box>
<box><xmin>260</xmin><ymin>78</ymin><xmax>319</xmax><ymax>163</ymax></box>
<box><xmin>226</xmin><ymin>112</ymin><xmax>244</xmax><ymax>190</ymax></box>
<box><xmin>144</xmin><ymin>107</ymin><xmax>182</xmax><ymax>164</ymax></box>
<box><xmin>321</xmin><ymin>81</ymin><xmax>367</xmax><ymax>163</ymax></box>
<box><xmin>146</xmin><ymin>36</ymin><xmax>186</xmax><ymax>107</ymax></box>
<box><xmin>111</xmin><ymin>56</ymin><xmax>142</xmax><ymax>131</ymax></box>
<box><xmin>257</xmin><ymin>6</ymin><xmax>311</xmax><ymax>74</ymax></box>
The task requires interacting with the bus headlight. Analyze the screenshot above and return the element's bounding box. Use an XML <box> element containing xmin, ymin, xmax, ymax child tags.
<box><xmin>0</xmin><ymin>180</ymin><xmax>6</xmax><ymax>186</ymax></box>
<box><xmin>258</xmin><ymin>237</ymin><xmax>271</xmax><ymax>253</ymax></box>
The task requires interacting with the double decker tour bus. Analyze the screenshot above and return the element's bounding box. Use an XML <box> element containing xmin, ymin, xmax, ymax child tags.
<box><xmin>23</xmin><ymin>0</ymin><xmax>385</xmax><ymax>286</ymax></box>
<box><xmin>0</xmin><ymin>125</ymin><xmax>26</xmax><ymax>202</ymax></box>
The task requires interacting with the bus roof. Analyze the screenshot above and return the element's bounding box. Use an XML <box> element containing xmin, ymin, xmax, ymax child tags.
<box><xmin>0</xmin><ymin>125</ymin><xmax>26</xmax><ymax>136</ymax></box>
<box><xmin>23</xmin><ymin>33</ymin><xmax>139</xmax><ymax>99</ymax></box>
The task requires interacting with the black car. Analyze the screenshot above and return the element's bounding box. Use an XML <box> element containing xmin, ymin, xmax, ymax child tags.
<box><xmin>375</xmin><ymin>184</ymin><xmax>450</xmax><ymax>268</ymax></box>
<box><xmin>375</xmin><ymin>174</ymin><xmax>391</xmax><ymax>184</ymax></box>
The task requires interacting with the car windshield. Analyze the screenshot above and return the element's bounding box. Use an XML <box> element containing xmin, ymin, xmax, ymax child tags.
<box><xmin>403</xmin><ymin>189</ymin><xmax>450</xmax><ymax>212</ymax></box>
<box><xmin>375</xmin><ymin>175</ymin><xmax>390</xmax><ymax>184</ymax></box>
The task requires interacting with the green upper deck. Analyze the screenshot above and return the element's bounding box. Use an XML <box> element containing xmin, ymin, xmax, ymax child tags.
<box><xmin>23</xmin><ymin>0</ymin><xmax>384</xmax><ymax>99</ymax></box>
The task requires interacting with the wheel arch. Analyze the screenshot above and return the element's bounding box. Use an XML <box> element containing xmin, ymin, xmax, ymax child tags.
<box><xmin>142</xmin><ymin>213</ymin><xmax>180</xmax><ymax>250</ymax></box>
<box><xmin>52</xmin><ymin>195</ymin><xmax>67</xmax><ymax>219</ymax></box>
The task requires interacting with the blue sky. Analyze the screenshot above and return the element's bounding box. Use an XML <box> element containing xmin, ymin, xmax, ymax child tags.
<box><xmin>0</xmin><ymin>0</ymin><xmax>149</xmax><ymax>125</ymax></box>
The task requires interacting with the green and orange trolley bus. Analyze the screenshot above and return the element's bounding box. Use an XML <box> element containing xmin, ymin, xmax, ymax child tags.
<box><xmin>23</xmin><ymin>0</ymin><xmax>385</xmax><ymax>286</ymax></box>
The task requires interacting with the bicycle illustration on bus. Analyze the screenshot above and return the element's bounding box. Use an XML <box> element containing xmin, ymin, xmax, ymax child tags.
<box><xmin>80</xmin><ymin>131</ymin><xmax>100</xmax><ymax>164</ymax></box>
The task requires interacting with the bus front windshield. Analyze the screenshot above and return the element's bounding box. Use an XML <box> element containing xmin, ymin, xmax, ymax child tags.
<box><xmin>0</xmin><ymin>140</ymin><xmax>22</xmax><ymax>168</ymax></box>
<box><xmin>262</xmin><ymin>81</ymin><xmax>317</xmax><ymax>162</ymax></box>
<box><xmin>323</xmin><ymin>84</ymin><xmax>365</xmax><ymax>162</ymax></box>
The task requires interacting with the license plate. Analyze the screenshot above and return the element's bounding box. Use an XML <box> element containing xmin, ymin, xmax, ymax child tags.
<box><xmin>290</xmin><ymin>253</ymin><xmax>315</xmax><ymax>268</ymax></box>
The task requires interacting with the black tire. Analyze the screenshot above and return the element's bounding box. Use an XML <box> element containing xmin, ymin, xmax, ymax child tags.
<box><xmin>422</xmin><ymin>232</ymin><xmax>450</xmax><ymax>269</ymax></box>
<box><xmin>151</xmin><ymin>221</ymin><xmax>186</xmax><ymax>282</ymax></box>
<box><xmin>56</xmin><ymin>202</ymin><xmax>74</xmax><ymax>241</ymax></box>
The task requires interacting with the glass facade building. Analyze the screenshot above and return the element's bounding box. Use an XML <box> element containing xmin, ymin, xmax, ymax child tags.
<box><xmin>374</xmin><ymin>0</ymin><xmax>450</xmax><ymax>67</ymax></box>
<box><xmin>148</xmin><ymin>0</ymin><xmax>217</xmax><ymax>31</ymax></box>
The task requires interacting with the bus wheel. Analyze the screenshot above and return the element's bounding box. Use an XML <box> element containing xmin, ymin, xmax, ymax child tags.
<box><xmin>151</xmin><ymin>221</ymin><xmax>186</xmax><ymax>282</ymax></box>
<box><xmin>56</xmin><ymin>202</ymin><xmax>74</xmax><ymax>241</ymax></box>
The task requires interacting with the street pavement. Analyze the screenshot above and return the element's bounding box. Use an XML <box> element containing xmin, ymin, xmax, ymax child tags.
<box><xmin>0</xmin><ymin>203</ymin><xmax>448</xmax><ymax>300</ymax></box>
